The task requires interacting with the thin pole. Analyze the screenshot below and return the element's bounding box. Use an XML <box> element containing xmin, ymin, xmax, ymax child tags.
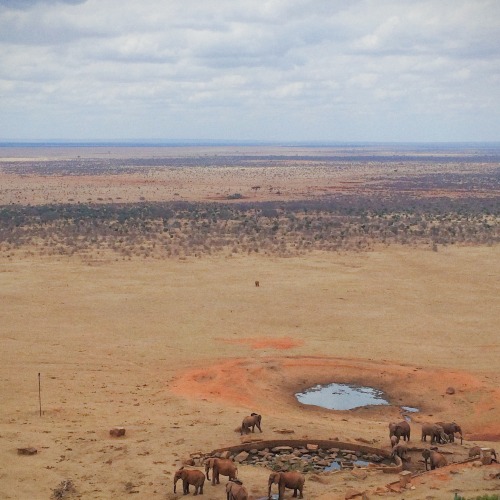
<box><xmin>38</xmin><ymin>372</ymin><xmax>42</xmax><ymax>417</ymax></box>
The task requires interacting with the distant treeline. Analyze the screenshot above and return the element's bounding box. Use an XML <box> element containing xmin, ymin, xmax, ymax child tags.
<box><xmin>0</xmin><ymin>196</ymin><xmax>498</xmax><ymax>259</ymax></box>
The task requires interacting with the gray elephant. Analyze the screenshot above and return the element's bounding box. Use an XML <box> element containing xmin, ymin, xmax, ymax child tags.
<box><xmin>226</xmin><ymin>479</ymin><xmax>248</xmax><ymax>500</ymax></box>
<box><xmin>422</xmin><ymin>448</ymin><xmax>447</xmax><ymax>470</ymax></box>
<box><xmin>241</xmin><ymin>412</ymin><xmax>262</xmax><ymax>435</ymax></box>
<box><xmin>174</xmin><ymin>467</ymin><xmax>205</xmax><ymax>496</ymax></box>
<box><xmin>389</xmin><ymin>420</ymin><xmax>411</xmax><ymax>441</ymax></box>
<box><xmin>435</xmin><ymin>421</ymin><xmax>463</xmax><ymax>444</ymax></box>
<box><xmin>268</xmin><ymin>471</ymin><xmax>305</xmax><ymax>500</ymax></box>
<box><xmin>421</xmin><ymin>423</ymin><xmax>449</xmax><ymax>444</ymax></box>
<box><xmin>391</xmin><ymin>442</ymin><xmax>410</xmax><ymax>462</ymax></box>
<box><xmin>390</xmin><ymin>434</ymin><xmax>399</xmax><ymax>447</ymax></box>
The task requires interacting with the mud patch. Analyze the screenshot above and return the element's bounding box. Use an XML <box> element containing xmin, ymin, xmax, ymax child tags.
<box><xmin>219</xmin><ymin>337</ymin><xmax>304</xmax><ymax>350</ymax></box>
<box><xmin>170</xmin><ymin>356</ymin><xmax>500</xmax><ymax>441</ymax></box>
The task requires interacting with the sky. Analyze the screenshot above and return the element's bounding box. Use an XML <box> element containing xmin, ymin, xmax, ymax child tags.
<box><xmin>0</xmin><ymin>0</ymin><xmax>499</xmax><ymax>142</ymax></box>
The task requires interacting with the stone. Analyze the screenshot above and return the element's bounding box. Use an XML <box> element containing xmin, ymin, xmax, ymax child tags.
<box><xmin>472</xmin><ymin>460</ymin><xmax>483</xmax><ymax>467</ymax></box>
<box><xmin>109</xmin><ymin>427</ymin><xmax>125</xmax><ymax>437</ymax></box>
<box><xmin>182</xmin><ymin>458</ymin><xmax>195</xmax><ymax>466</ymax></box>
<box><xmin>234</xmin><ymin>451</ymin><xmax>249</xmax><ymax>463</ymax></box>
<box><xmin>387</xmin><ymin>483</ymin><xmax>402</xmax><ymax>493</ymax></box>
<box><xmin>399</xmin><ymin>470</ymin><xmax>412</xmax><ymax>488</ymax></box>
<box><xmin>351</xmin><ymin>469</ymin><xmax>368</xmax><ymax>480</ymax></box>
<box><xmin>445</xmin><ymin>387</ymin><xmax>456</xmax><ymax>395</ymax></box>
<box><xmin>17</xmin><ymin>447</ymin><xmax>37</xmax><ymax>455</ymax></box>
<box><xmin>272</xmin><ymin>446</ymin><xmax>293</xmax><ymax>453</ymax></box>
<box><xmin>220</xmin><ymin>450</ymin><xmax>232</xmax><ymax>459</ymax></box>
<box><xmin>306</xmin><ymin>443</ymin><xmax>319</xmax><ymax>451</ymax></box>
<box><xmin>345</xmin><ymin>488</ymin><xmax>364</xmax><ymax>499</ymax></box>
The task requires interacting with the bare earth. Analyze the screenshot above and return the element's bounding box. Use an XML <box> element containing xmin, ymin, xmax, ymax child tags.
<box><xmin>0</xmin><ymin>146</ymin><xmax>499</xmax><ymax>499</ymax></box>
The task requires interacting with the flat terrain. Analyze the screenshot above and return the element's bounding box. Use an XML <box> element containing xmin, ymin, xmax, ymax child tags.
<box><xmin>0</xmin><ymin>145</ymin><xmax>499</xmax><ymax>499</ymax></box>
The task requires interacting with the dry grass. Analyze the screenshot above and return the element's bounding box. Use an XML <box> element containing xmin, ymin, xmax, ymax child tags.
<box><xmin>0</xmin><ymin>146</ymin><xmax>499</xmax><ymax>498</ymax></box>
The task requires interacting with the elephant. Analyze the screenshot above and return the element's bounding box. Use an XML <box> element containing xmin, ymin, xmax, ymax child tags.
<box><xmin>173</xmin><ymin>467</ymin><xmax>205</xmax><ymax>496</ymax></box>
<box><xmin>241</xmin><ymin>412</ymin><xmax>262</xmax><ymax>435</ymax></box>
<box><xmin>391</xmin><ymin>442</ymin><xmax>410</xmax><ymax>462</ymax></box>
<box><xmin>435</xmin><ymin>421</ymin><xmax>463</xmax><ymax>444</ymax></box>
<box><xmin>390</xmin><ymin>435</ymin><xmax>399</xmax><ymax>447</ymax></box>
<box><xmin>268</xmin><ymin>471</ymin><xmax>305</xmax><ymax>500</ymax></box>
<box><xmin>468</xmin><ymin>447</ymin><xmax>498</xmax><ymax>463</ymax></box>
<box><xmin>422</xmin><ymin>449</ymin><xmax>447</xmax><ymax>470</ymax></box>
<box><xmin>389</xmin><ymin>420</ymin><xmax>411</xmax><ymax>442</ymax></box>
<box><xmin>421</xmin><ymin>423</ymin><xmax>449</xmax><ymax>444</ymax></box>
<box><xmin>204</xmin><ymin>457</ymin><xmax>238</xmax><ymax>485</ymax></box>
<box><xmin>226</xmin><ymin>479</ymin><xmax>248</xmax><ymax>500</ymax></box>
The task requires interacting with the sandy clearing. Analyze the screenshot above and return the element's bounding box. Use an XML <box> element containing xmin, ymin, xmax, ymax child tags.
<box><xmin>0</xmin><ymin>246</ymin><xmax>499</xmax><ymax>498</ymax></box>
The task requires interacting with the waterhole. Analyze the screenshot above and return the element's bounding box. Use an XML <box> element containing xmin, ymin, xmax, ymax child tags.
<box><xmin>296</xmin><ymin>382</ymin><xmax>419</xmax><ymax>413</ymax></box>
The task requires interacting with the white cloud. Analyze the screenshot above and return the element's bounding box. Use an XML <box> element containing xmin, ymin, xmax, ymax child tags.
<box><xmin>0</xmin><ymin>0</ymin><xmax>499</xmax><ymax>141</ymax></box>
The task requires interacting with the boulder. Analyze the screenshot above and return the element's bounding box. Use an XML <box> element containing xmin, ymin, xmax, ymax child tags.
<box><xmin>234</xmin><ymin>451</ymin><xmax>249</xmax><ymax>463</ymax></box>
<box><xmin>17</xmin><ymin>447</ymin><xmax>37</xmax><ymax>455</ymax></box>
<box><xmin>109</xmin><ymin>427</ymin><xmax>125</xmax><ymax>437</ymax></box>
<box><xmin>345</xmin><ymin>488</ymin><xmax>364</xmax><ymax>499</ymax></box>
<box><xmin>272</xmin><ymin>446</ymin><xmax>293</xmax><ymax>453</ymax></box>
<box><xmin>306</xmin><ymin>443</ymin><xmax>319</xmax><ymax>451</ymax></box>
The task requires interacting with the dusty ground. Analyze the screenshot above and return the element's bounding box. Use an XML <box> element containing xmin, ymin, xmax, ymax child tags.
<box><xmin>0</xmin><ymin>145</ymin><xmax>499</xmax><ymax>498</ymax></box>
<box><xmin>0</xmin><ymin>145</ymin><xmax>498</xmax><ymax>205</ymax></box>
<box><xmin>0</xmin><ymin>246</ymin><xmax>499</xmax><ymax>499</ymax></box>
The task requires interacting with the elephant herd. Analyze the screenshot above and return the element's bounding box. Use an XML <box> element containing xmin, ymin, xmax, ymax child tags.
<box><xmin>173</xmin><ymin>460</ymin><xmax>305</xmax><ymax>499</ymax></box>
<box><xmin>174</xmin><ymin>412</ymin><xmax>304</xmax><ymax>499</ymax></box>
<box><xmin>389</xmin><ymin>419</ymin><xmax>465</xmax><ymax>471</ymax></box>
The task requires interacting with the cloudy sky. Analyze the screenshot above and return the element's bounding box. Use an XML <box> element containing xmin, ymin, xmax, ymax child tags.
<box><xmin>0</xmin><ymin>0</ymin><xmax>499</xmax><ymax>142</ymax></box>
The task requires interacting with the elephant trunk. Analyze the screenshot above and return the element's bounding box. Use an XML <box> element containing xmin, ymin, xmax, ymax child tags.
<box><xmin>174</xmin><ymin>479</ymin><xmax>177</xmax><ymax>493</ymax></box>
<box><xmin>205</xmin><ymin>464</ymin><xmax>210</xmax><ymax>481</ymax></box>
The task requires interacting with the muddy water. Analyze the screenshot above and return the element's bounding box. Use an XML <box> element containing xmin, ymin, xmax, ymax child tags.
<box><xmin>296</xmin><ymin>383</ymin><xmax>390</xmax><ymax>410</ymax></box>
<box><xmin>296</xmin><ymin>382</ymin><xmax>420</xmax><ymax>414</ymax></box>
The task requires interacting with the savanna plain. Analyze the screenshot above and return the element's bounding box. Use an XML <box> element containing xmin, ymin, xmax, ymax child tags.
<box><xmin>0</xmin><ymin>144</ymin><xmax>499</xmax><ymax>499</ymax></box>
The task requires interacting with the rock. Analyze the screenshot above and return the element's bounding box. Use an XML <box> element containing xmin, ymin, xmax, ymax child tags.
<box><xmin>472</xmin><ymin>460</ymin><xmax>483</xmax><ymax>467</ymax></box>
<box><xmin>355</xmin><ymin>437</ymin><xmax>371</xmax><ymax>444</ymax></box>
<box><xmin>182</xmin><ymin>458</ymin><xmax>195</xmax><ymax>466</ymax></box>
<box><xmin>272</xmin><ymin>446</ymin><xmax>293</xmax><ymax>453</ymax></box>
<box><xmin>220</xmin><ymin>450</ymin><xmax>232</xmax><ymax>459</ymax></box>
<box><xmin>345</xmin><ymin>488</ymin><xmax>364</xmax><ymax>499</ymax></box>
<box><xmin>17</xmin><ymin>447</ymin><xmax>37</xmax><ymax>455</ymax></box>
<box><xmin>109</xmin><ymin>427</ymin><xmax>125</xmax><ymax>437</ymax></box>
<box><xmin>306</xmin><ymin>443</ymin><xmax>319</xmax><ymax>451</ymax></box>
<box><xmin>351</xmin><ymin>469</ymin><xmax>368</xmax><ymax>480</ymax></box>
<box><xmin>234</xmin><ymin>451</ymin><xmax>249</xmax><ymax>463</ymax></box>
<box><xmin>445</xmin><ymin>387</ymin><xmax>456</xmax><ymax>395</ymax></box>
<box><xmin>399</xmin><ymin>470</ymin><xmax>412</xmax><ymax>488</ymax></box>
<box><xmin>308</xmin><ymin>474</ymin><xmax>329</xmax><ymax>484</ymax></box>
<box><xmin>387</xmin><ymin>483</ymin><xmax>402</xmax><ymax>493</ymax></box>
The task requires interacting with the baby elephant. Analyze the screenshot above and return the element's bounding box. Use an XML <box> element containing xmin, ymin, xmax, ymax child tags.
<box><xmin>422</xmin><ymin>449</ymin><xmax>448</xmax><ymax>470</ymax></box>
<box><xmin>241</xmin><ymin>412</ymin><xmax>262</xmax><ymax>435</ymax></box>
<box><xmin>226</xmin><ymin>479</ymin><xmax>248</xmax><ymax>500</ymax></box>
<box><xmin>268</xmin><ymin>471</ymin><xmax>305</xmax><ymax>500</ymax></box>
<box><xmin>173</xmin><ymin>467</ymin><xmax>205</xmax><ymax>496</ymax></box>
<box><xmin>205</xmin><ymin>457</ymin><xmax>238</xmax><ymax>485</ymax></box>
<box><xmin>391</xmin><ymin>442</ymin><xmax>410</xmax><ymax>462</ymax></box>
